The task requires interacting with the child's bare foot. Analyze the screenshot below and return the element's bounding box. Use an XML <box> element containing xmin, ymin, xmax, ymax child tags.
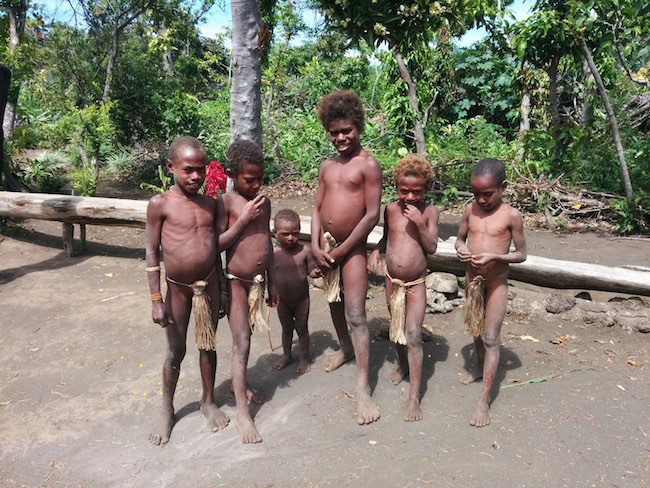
<box><xmin>236</xmin><ymin>414</ymin><xmax>262</xmax><ymax>443</ymax></box>
<box><xmin>469</xmin><ymin>400</ymin><xmax>490</xmax><ymax>427</ymax></box>
<box><xmin>200</xmin><ymin>402</ymin><xmax>230</xmax><ymax>432</ymax></box>
<box><xmin>297</xmin><ymin>357</ymin><xmax>310</xmax><ymax>374</ymax></box>
<box><xmin>323</xmin><ymin>349</ymin><xmax>354</xmax><ymax>372</ymax></box>
<box><xmin>272</xmin><ymin>355</ymin><xmax>293</xmax><ymax>370</ymax></box>
<box><xmin>356</xmin><ymin>392</ymin><xmax>380</xmax><ymax>425</ymax></box>
<box><xmin>149</xmin><ymin>410</ymin><xmax>174</xmax><ymax>446</ymax></box>
<box><xmin>404</xmin><ymin>397</ymin><xmax>422</xmax><ymax>422</ymax></box>
<box><xmin>459</xmin><ymin>370</ymin><xmax>483</xmax><ymax>385</ymax></box>
<box><xmin>387</xmin><ymin>365</ymin><xmax>408</xmax><ymax>385</ymax></box>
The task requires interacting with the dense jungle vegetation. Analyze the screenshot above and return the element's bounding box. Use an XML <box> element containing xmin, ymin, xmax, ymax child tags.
<box><xmin>0</xmin><ymin>0</ymin><xmax>648</xmax><ymax>233</ymax></box>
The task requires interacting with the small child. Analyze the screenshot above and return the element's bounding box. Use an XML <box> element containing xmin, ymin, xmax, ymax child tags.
<box><xmin>455</xmin><ymin>158</ymin><xmax>527</xmax><ymax>427</ymax></box>
<box><xmin>312</xmin><ymin>89</ymin><xmax>382</xmax><ymax>425</ymax></box>
<box><xmin>216</xmin><ymin>139</ymin><xmax>277</xmax><ymax>444</ymax></box>
<box><xmin>271</xmin><ymin>209</ymin><xmax>322</xmax><ymax>374</ymax></box>
<box><xmin>368</xmin><ymin>154</ymin><xmax>439</xmax><ymax>422</ymax></box>
<box><xmin>145</xmin><ymin>136</ymin><xmax>229</xmax><ymax>446</ymax></box>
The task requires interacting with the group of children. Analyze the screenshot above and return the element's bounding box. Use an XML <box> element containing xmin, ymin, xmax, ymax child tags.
<box><xmin>145</xmin><ymin>90</ymin><xmax>527</xmax><ymax>446</ymax></box>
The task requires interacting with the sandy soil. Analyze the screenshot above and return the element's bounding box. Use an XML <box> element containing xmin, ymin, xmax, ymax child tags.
<box><xmin>1</xmin><ymin>211</ymin><xmax>649</xmax><ymax>487</ymax></box>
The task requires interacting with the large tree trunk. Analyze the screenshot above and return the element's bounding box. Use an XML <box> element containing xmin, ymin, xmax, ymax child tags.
<box><xmin>394</xmin><ymin>51</ymin><xmax>427</xmax><ymax>157</ymax></box>
<box><xmin>2</xmin><ymin>0</ymin><xmax>28</xmax><ymax>140</ymax></box>
<box><xmin>0</xmin><ymin>65</ymin><xmax>10</xmax><ymax>189</ymax></box>
<box><xmin>516</xmin><ymin>82</ymin><xmax>531</xmax><ymax>161</ymax></box>
<box><xmin>579</xmin><ymin>39</ymin><xmax>633</xmax><ymax>200</ymax></box>
<box><xmin>547</xmin><ymin>53</ymin><xmax>562</xmax><ymax>161</ymax></box>
<box><xmin>230</xmin><ymin>0</ymin><xmax>263</xmax><ymax>146</ymax></box>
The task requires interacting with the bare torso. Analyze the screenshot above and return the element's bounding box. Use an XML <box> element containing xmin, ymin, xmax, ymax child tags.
<box><xmin>273</xmin><ymin>244</ymin><xmax>310</xmax><ymax>306</ymax></box>
<box><xmin>158</xmin><ymin>192</ymin><xmax>218</xmax><ymax>282</ymax></box>
<box><xmin>385</xmin><ymin>201</ymin><xmax>431</xmax><ymax>282</ymax></box>
<box><xmin>319</xmin><ymin>153</ymin><xmax>374</xmax><ymax>243</ymax></box>
<box><xmin>223</xmin><ymin>191</ymin><xmax>272</xmax><ymax>279</ymax></box>
<box><xmin>466</xmin><ymin>202</ymin><xmax>513</xmax><ymax>277</ymax></box>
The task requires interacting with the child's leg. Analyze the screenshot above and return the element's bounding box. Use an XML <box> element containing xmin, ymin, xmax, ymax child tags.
<box><xmin>149</xmin><ymin>285</ymin><xmax>191</xmax><ymax>446</ymax></box>
<box><xmin>273</xmin><ymin>300</ymin><xmax>295</xmax><ymax>370</ymax></box>
<box><xmin>385</xmin><ymin>277</ymin><xmax>408</xmax><ymax>385</ymax></box>
<box><xmin>404</xmin><ymin>283</ymin><xmax>426</xmax><ymax>422</ymax></box>
<box><xmin>323</xmin><ymin>300</ymin><xmax>354</xmax><ymax>372</ymax></box>
<box><xmin>228</xmin><ymin>279</ymin><xmax>262</xmax><ymax>443</ymax></box>
<box><xmin>293</xmin><ymin>294</ymin><xmax>311</xmax><ymax>373</ymax></box>
<box><xmin>460</xmin><ymin>271</ymin><xmax>486</xmax><ymax>385</ymax></box>
<box><xmin>470</xmin><ymin>277</ymin><xmax>508</xmax><ymax>427</ymax></box>
<box><xmin>341</xmin><ymin>245</ymin><xmax>380</xmax><ymax>425</ymax></box>
<box><xmin>199</xmin><ymin>274</ymin><xmax>229</xmax><ymax>432</ymax></box>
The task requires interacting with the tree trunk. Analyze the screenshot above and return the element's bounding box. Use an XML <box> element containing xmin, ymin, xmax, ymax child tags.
<box><xmin>547</xmin><ymin>53</ymin><xmax>562</xmax><ymax>161</ymax></box>
<box><xmin>229</xmin><ymin>0</ymin><xmax>263</xmax><ymax>146</ymax></box>
<box><xmin>103</xmin><ymin>26</ymin><xmax>120</xmax><ymax>103</ymax></box>
<box><xmin>2</xmin><ymin>0</ymin><xmax>28</xmax><ymax>140</ymax></box>
<box><xmin>0</xmin><ymin>64</ymin><xmax>10</xmax><ymax>189</ymax></box>
<box><xmin>264</xmin><ymin>82</ymin><xmax>285</xmax><ymax>170</ymax></box>
<box><xmin>394</xmin><ymin>51</ymin><xmax>427</xmax><ymax>157</ymax></box>
<box><xmin>516</xmin><ymin>85</ymin><xmax>531</xmax><ymax>160</ymax></box>
<box><xmin>579</xmin><ymin>39</ymin><xmax>633</xmax><ymax>200</ymax></box>
<box><xmin>578</xmin><ymin>59</ymin><xmax>594</xmax><ymax>156</ymax></box>
<box><xmin>91</xmin><ymin>148</ymin><xmax>100</xmax><ymax>181</ymax></box>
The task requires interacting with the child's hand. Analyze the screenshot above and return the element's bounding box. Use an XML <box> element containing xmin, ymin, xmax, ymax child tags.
<box><xmin>152</xmin><ymin>301</ymin><xmax>173</xmax><ymax>328</ymax></box>
<box><xmin>367</xmin><ymin>250</ymin><xmax>383</xmax><ymax>276</ymax></box>
<box><xmin>239</xmin><ymin>195</ymin><xmax>265</xmax><ymax>224</ymax></box>
<box><xmin>266</xmin><ymin>286</ymin><xmax>279</xmax><ymax>308</ymax></box>
<box><xmin>403</xmin><ymin>204</ymin><xmax>425</xmax><ymax>226</ymax></box>
<box><xmin>456</xmin><ymin>244</ymin><xmax>472</xmax><ymax>262</ymax></box>
<box><xmin>313</xmin><ymin>248</ymin><xmax>335</xmax><ymax>270</ymax></box>
<box><xmin>470</xmin><ymin>253</ymin><xmax>494</xmax><ymax>267</ymax></box>
<box><xmin>309</xmin><ymin>267</ymin><xmax>323</xmax><ymax>278</ymax></box>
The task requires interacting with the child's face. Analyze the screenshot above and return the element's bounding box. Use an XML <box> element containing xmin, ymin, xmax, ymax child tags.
<box><xmin>274</xmin><ymin>220</ymin><xmax>300</xmax><ymax>251</ymax></box>
<box><xmin>470</xmin><ymin>174</ymin><xmax>506</xmax><ymax>211</ymax></box>
<box><xmin>328</xmin><ymin>119</ymin><xmax>360</xmax><ymax>156</ymax></box>
<box><xmin>396</xmin><ymin>175</ymin><xmax>427</xmax><ymax>206</ymax></box>
<box><xmin>167</xmin><ymin>146</ymin><xmax>206</xmax><ymax>195</ymax></box>
<box><xmin>230</xmin><ymin>162</ymin><xmax>263</xmax><ymax>200</ymax></box>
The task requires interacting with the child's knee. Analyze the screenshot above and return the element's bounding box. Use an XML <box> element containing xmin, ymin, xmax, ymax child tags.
<box><xmin>405</xmin><ymin>328</ymin><xmax>422</xmax><ymax>347</ymax></box>
<box><xmin>294</xmin><ymin>323</ymin><xmax>309</xmax><ymax>337</ymax></box>
<box><xmin>482</xmin><ymin>330</ymin><xmax>500</xmax><ymax>349</ymax></box>
<box><xmin>167</xmin><ymin>344</ymin><xmax>186</xmax><ymax>366</ymax></box>
<box><xmin>232</xmin><ymin>331</ymin><xmax>251</xmax><ymax>352</ymax></box>
<box><xmin>345</xmin><ymin>307</ymin><xmax>366</xmax><ymax>328</ymax></box>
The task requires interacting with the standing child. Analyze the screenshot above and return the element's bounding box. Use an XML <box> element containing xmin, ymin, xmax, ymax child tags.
<box><xmin>145</xmin><ymin>136</ymin><xmax>229</xmax><ymax>446</ymax></box>
<box><xmin>312</xmin><ymin>90</ymin><xmax>382</xmax><ymax>425</ymax></box>
<box><xmin>272</xmin><ymin>209</ymin><xmax>322</xmax><ymax>374</ymax></box>
<box><xmin>368</xmin><ymin>155</ymin><xmax>439</xmax><ymax>421</ymax></box>
<box><xmin>455</xmin><ymin>158</ymin><xmax>527</xmax><ymax>427</ymax></box>
<box><xmin>216</xmin><ymin>139</ymin><xmax>278</xmax><ymax>443</ymax></box>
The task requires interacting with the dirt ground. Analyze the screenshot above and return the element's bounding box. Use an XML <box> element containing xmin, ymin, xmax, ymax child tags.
<box><xmin>1</xmin><ymin>204</ymin><xmax>649</xmax><ymax>487</ymax></box>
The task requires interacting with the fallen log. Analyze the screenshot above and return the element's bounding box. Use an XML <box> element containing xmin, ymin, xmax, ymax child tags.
<box><xmin>1</xmin><ymin>192</ymin><xmax>649</xmax><ymax>295</ymax></box>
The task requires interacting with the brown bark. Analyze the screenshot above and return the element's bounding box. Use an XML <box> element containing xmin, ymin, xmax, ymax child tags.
<box><xmin>394</xmin><ymin>51</ymin><xmax>427</xmax><ymax>157</ymax></box>
<box><xmin>579</xmin><ymin>39</ymin><xmax>633</xmax><ymax>200</ymax></box>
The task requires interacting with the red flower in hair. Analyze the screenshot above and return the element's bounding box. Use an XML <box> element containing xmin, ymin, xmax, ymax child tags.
<box><xmin>205</xmin><ymin>160</ymin><xmax>227</xmax><ymax>197</ymax></box>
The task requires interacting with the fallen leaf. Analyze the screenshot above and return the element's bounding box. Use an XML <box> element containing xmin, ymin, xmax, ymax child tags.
<box><xmin>616</xmin><ymin>385</ymin><xmax>626</xmax><ymax>391</ymax></box>
<box><xmin>104</xmin><ymin>273</ymin><xmax>114</xmax><ymax>277</ymax></box>
<box><xmin>627</xmin><ymin>357</ymin><xmax>643</xmax><ymax>368</ymax></box>
<box><xmin>535</xmin><ymin>349</ymin><xmax>551</xmax><ymax>355</ymax></box>
<box><xmin>369</xmin><ymin>440</ymin><xmax>377</xmax><ymax>445</ymax></box>
<box><xmin>519</xmin><ymin>335</ymin><xmax>540</xmax><ymax>343</ymax></box>
<box><xmin>28</xmin><ymin>347</ymin><xmax>40</xmax><ymax>352</ymax></box>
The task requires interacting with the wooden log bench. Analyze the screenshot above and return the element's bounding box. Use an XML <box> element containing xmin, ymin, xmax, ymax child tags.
<box><xmin>1</xmin><ymin>191</ymin><xmax>649</xmax><ymax>295</ymax></box>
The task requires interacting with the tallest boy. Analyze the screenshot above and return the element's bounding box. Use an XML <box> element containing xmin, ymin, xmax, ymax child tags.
<box><xmin>311</xmin><ymin>90</ymin><xmax>382</xmax><ymax>425</ymax></box>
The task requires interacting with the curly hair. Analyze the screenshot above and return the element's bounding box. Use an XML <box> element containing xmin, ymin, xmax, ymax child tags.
<box><xmin>168</xmin><ymin>136</ymin><xmax>205</xmax><ymax>163</ymax></box>
<box><xmin>274</xmin><ymin>208</ymin><xmax>300</xmax><ymax>229</ymax></box>
<box><xmin>317</xmin><ymin>90</ymin><xmax>365</xmax><ymax>133</ymax></box>
<box><xmin>393</xmin><ymin>154</ymin><xmax>433</xmax><ymax>187</ymax></box>
<box><xmin>224</xmin><ymin>139</ymin><xmax>264</xmax><ymax>174</ymax></box>
<box><xmin>471</xmin><ymin>158</ymin><xmax>506</xmax><ymax>185</ymax></box>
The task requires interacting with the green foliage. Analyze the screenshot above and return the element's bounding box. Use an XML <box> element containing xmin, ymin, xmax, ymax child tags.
<box><xmin>140</xmin><ymin>165</ymin><xmax>172</xmax><ymax>194</ymax></box>
<box><xmin>71</xmin><ymin>165</ymin><xmax>97</xmax><ymax>196</ymax></box>
<box><xmin>611</xmin><ymin>195</ymin><xmax>649</xmax><ymax>235</ymax></box>
<box><xmin>20</xmin><ymin>152</ymin><xmax>70</xmax><ymax>194</ymax></box>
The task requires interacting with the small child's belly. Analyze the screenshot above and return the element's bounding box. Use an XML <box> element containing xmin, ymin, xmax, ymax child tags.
<box><xmin>320</xmin><ymin>198</ymin><xmax>365</xmax><ymax>243</ymax></box>
<box><xmin>385</xmin><ymin>244</ymin><xmax>427</xmax><ymax>282</ymax></box>
<box><xmin>227</xmin><ymin>236</ymin><xmax>270</xmax><ymax>280</ymax></box>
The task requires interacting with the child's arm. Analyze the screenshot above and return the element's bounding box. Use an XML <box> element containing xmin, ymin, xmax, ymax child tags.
<box><xmin>263</xmin><ymin>201</ymin><xmax>279</xmax><ymax>307</ymax></box>
<box><xmin>404</xmin><ymin>203</ymin><xmax>439</xmax><ymax>255</ymax></box>
<box><xmin>306</xmin><ymin>248</ymin><xmax>323</xmax><ymax>278</ymax></box>
<box><xmin>368</xmin><ymin>206</ymin><xmax>388</xmax><ymax>276</ymax></box>
<box><xmin>216</xmin><ymin>194</ymin><xmax>265</xmax><ymax>250</ymax></box>
<box><xmin>455</xmin><ymin>206</ymin><xmax>472</xmax><ymax>262</ymax></box>
<box><xmin>311</xmin><ymin>163</ymin><xmax>334</xmax><ymax>270</ymax></box>
<box><xmin>330</xmin><ymin>158</ymin><xmax>382</xmax><ymax>263</ymax></box>
<box><xmin>145</xmin><ymin>195</ymin><xmax>173</xmax><ymax>327</ymax></box>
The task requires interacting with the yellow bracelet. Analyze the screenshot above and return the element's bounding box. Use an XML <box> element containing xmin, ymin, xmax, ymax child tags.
<box><xmin>145</xmin><ymin>266</ymin><xmax>161</xmax><ymax>272</ymax></box>
<box><xmin>150</xmin><ymin>293</ymin><xmax>163</xmax><ymax>302</ymax></box>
